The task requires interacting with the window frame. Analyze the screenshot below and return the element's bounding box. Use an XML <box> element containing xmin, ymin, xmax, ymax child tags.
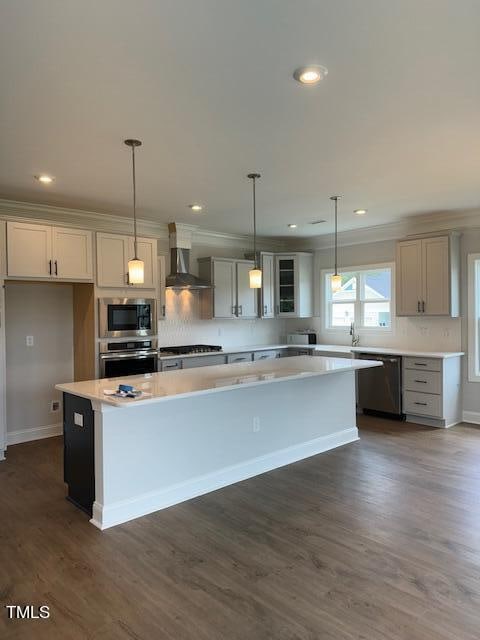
<box><xmin>322</xmin><ymin>262</ymin><xmax>395</xmax><ymax>334</ymax></box>
<box><xmin>467</xmin><ymin>253</ymin><xmax>480</xmax><ymax>382</ymax></box>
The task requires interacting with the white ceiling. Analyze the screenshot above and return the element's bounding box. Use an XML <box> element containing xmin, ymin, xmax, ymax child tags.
<box><xmin>1</xmin><ymin>0</ymin><xmax>479</xmax><ymax>238</ymax></box>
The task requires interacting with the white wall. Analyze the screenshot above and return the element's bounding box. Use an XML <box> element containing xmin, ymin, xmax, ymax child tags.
<box><xmin>5</xmin><ymin>282</ymin><xmax>74</xmax><ymax>442</ymax></box>
<box><xmin>286</xmin><ymin>238</ymin><xmax>462</xmax><ymax>352</ymax></box>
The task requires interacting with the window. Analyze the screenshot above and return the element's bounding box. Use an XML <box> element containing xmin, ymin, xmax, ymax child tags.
<box><xmin>324</xmin><ymin>264</ymin><xmax>393</xmax><ymax>330</ymax></box>
<box><xmin>468</xmin><ymin>254</ymin><xmax>480</xmax><ymax>382</ymax></box>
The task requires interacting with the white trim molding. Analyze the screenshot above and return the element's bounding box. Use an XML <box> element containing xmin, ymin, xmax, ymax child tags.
<box><xmin>463</xmin><ymin>411</ymin><xmax>480</xmax><ymax>425</ymax></box>
<box><xmin>90</xmin><ymin>427</ymin><xmax>358</xmax><ymax>530</ymax></box>
<box><xmin>7</xmin><ymin>422</ymin><xmax>62</xmax><ymax>446</ymax></box>
<box><xmin>467</xmin><ymin>253</ymin><xmax>480</xmax><ymax>382</ymax></box>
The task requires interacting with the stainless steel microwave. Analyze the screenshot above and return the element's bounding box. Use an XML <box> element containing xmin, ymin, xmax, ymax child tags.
<box><xmin>98</xmin><ymin>298</ymin><xmax>157</xmax><ymax>338</ymax></box>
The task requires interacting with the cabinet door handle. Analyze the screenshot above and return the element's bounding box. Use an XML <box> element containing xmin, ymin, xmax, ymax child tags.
<box><xmin>126</xmin><ymin>272</ymin><xmax>130</xmax><ymax>285</ymax></box>
<box><xmin>232</xmin><ymin>305</ymin><xmax>236</xmax><ymax>315</ymax></box>
<box><xmin>161</xmin><ymin>304</ymin><xmax>165</xmax><ymax>317</ymax></box>
<box><xmin>414</xmin><ymin>401</ymin><xmax>428</xmax><ymax>406</ymax></box>
<box><xmin>422</xmin><ymin>300</ymin><xmax>425</xmax><ymax>313</ymax></box>
<box><xmin>49</xmin><ymin>260</ymin><xmax>52</xmax><ymax>275</ymax></box>
<box><xmin>414</xmin><ymin>362</ymin><xmax>427</xmax><ymax>366</ymax></box>
<box><xmin>164</xmin><ymin>363</ymin><xmax>179</xmax><ymax>369</ymax></box>
<box><xmin>417</xmin><ymin>301</ymin><xmax>421</xmax><ymax>313</ymax></box>
<box><xmin>414</xmin><ymin>380</ymin><xmax>427</xmax><ymax>384</ymax></box>
<box><xmin>54</xmin><ymin>260</ymin><xmax>58</xmax><ymax>276</ymax></box>
<box><xmin>238</xmin><ymin>305</ymin><xmax>243</xmax><ymax>316</ymax></box>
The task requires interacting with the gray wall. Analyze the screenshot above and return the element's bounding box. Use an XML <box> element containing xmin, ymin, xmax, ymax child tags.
<box><xmin>5</xmin><ymin>282</ymin><xmax>74</xmax><ymax>434</ymax></box>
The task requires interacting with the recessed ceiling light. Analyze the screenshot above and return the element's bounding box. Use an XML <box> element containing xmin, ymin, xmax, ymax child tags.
<box><xmin>354</xmin><ymin>209</ymin><xmax>367</xmax><ymax>215</ymax></box>
<box><xmin>35</xmin><ymin>174</ymin><xmax>54</xmax><ymax>184</ymax></box>
<box><xmin>188</xmin><ymin>204</ymin><xmax>203</xmax><ymax>212</ymax></box>
<box><xmin>293</xmin><ymin>65</ymin><xmax>328</xmax><ymax>85</ymax></box>
<box><xmin>288</xmin><ymin>224</ymin><xmax>298</xmax><ymax>229</ymax></box>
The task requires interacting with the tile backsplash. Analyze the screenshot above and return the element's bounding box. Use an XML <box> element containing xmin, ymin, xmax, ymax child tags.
<box><xmin>158</xmin><ymin>290</ymin><xmax>285</xmax><ymax>348</ymax></box>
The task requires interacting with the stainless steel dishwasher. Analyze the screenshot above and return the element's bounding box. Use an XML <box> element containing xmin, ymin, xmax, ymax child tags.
<box><xmin>357</xmin><ymin>353</ymin><xmax>404</xmax><ymax>418</ymax></box>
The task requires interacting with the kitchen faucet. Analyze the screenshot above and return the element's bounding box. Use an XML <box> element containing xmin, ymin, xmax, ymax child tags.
<box><xmin>350</xmin><ymin>321</ymin><xmax>360</xmax><ymax>346</ymax></box>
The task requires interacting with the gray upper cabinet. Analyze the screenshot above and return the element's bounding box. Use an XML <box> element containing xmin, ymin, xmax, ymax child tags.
<box><xmin>396</xmin><ymin>235</ymin><xmax>460</xmax><ymax>317</ymax></box>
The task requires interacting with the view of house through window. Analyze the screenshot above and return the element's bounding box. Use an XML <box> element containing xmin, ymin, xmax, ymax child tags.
<box><xmin>324</xmin><ymin>265</ymin><xmax>392</xmax><ymax>330</ymax></box>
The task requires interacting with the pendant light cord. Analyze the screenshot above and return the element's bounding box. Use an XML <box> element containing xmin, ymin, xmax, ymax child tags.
<box><xmin>131</xmin><ymin>144</ymin><xmax>138</xmax><ymax>260</ymax></box>
<box><xmin>330</xmin><ymin>195</ymin><xmax>341</xmax><ymax>276</ymax></box>
<box><xmin>252</xmin><ymin>177</ymin><xmax>257</xmax><ymax>268</ymax></box>
<box><xmin>247</xmin><ymin>173</ymin><xmax>261</xmax><ymax>269</ymax></box>
<box><xmin>334</xmin><ymin>197</ymin><xmax>337</xmax><ymax>275</ymax></box>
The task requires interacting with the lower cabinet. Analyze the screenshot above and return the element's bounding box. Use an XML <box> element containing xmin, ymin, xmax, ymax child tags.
<box><xmin>227</xmin><ymin>352</ymin><xmax>254</xmax><ymax>364</ymax></box>
<box><xmin>402</xmin><ymin>356</ymin><xmax>462</xmax><ymax>427</ymax></box>
<box><xmin>253</xmin><ymin>350</ymin><xmax>281</xmax><ymax>361</ymax></box>
<box><xmin>63</xmin><ymin>393</ymin><xmax>95</xmax><ymax>516</ymax></box>
<box><xmin>181</xmin><ymin>355</ymin><xmax>227</xmax><ymax>368</ymax></box>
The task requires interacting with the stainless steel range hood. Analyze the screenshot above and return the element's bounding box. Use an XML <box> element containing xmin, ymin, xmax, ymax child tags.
<box><xmin>165</xmin><ymin>223</ymin><xmax>211</xmax><ymax>290</ymax></box>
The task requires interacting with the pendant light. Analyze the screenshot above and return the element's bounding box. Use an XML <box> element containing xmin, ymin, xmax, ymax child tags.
<box><xmin>330</xmin><ymin>195</ymin><xmax>342</xmax><ymax>293</ymax></box>
<box><xmin>125</xmin><ymin>138</ymin><xmax>144</xmax><ymax>284</ymax></box>
<box><xmin>247</xmin><ymin>172</ymin><xmax>262</xmax><ymax>288</ymax></box>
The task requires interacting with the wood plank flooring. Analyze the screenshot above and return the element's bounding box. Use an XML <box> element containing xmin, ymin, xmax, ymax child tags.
<box><xmin>1</xmin><ymin>416</ymin><xmax>480</xmax><ymax>639</ymax></box>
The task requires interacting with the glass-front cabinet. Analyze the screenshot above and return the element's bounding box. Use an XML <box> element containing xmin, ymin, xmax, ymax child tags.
<box><xmin>274</xmin><ymin>253</ymin><xmax>313</xmax><ymax>318</ymax></box>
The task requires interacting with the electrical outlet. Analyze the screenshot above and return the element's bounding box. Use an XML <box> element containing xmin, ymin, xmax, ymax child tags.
<box><xmin>50</xmin><ymin>400</ymin><xmax>60</xmax><ymax>413</ymax></box>
<box><xmin>74</xmin><ymin>412</ymin><xmax>84</xmax><ymax>427</ymax></box>
<box><xmin>26</xmin><ymin>335</ymin><xmax>34</xmax><ymax>347</ymax></box>
<box><xmin>253</xmin><ymin>416</ymin><xmax>260</xmax><ymax>432</ymax></box>
<box><xmin>443</xmin><ymin>328</ymin><xmax>450</xmax><ymax>337</ymax></box>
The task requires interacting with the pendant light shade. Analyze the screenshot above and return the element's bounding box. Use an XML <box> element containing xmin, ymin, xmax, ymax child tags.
<box><xmin>249</xmin><ymin>268</ymin><xmax>262</xmax><ymax>289</ymax></box>
<box><xmin>125</xmin><ymin>138</ymin><xmax>144</xmax><ymax>285</ymax></box>
<box><xmin>247</xmin><ymin>173</ymin><xmax>262</xmax><ymax>289</ymax></box>
<box><xmin>330</xmin><ymin>195</ymin><xmax>342</xmax><ymax>293</ymax></box>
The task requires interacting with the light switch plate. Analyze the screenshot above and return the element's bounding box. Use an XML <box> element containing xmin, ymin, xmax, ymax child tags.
<box><xmin>74</xmin><ymin>412</ymin><xmax>84</xmax><ymax>427</ymax></box>
<box><xmin>26</xmin><ymin>336</ymin><xmax>34</xmax><ymax>347</ymax></box>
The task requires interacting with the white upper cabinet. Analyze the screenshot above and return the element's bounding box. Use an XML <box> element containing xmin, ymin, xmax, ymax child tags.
<box><xmin>396</xmin><ymin>239</ymin><xmax>423</xmax><ymax>315</ymax></box>
<box><xmin>236</xmin><ymin>260</ymin><xmax>258</xmax><ymax>318</ymax></box>
<box><xmin>211</xmin><ymin>259</ymin><xmax>236</xmax><ymax>318</ymax></box>
<box><xmin>7</xmin><ymin>221</ymin><xmax>93</xmax><ymax>281</ymax></box>
<box><xmin>96</xmin><ymin>232</ymin><xmax>157</xmax><ymax>289</ymax></box>
<box><xmin>396</xmin><ymin>235</ymin><xmax>460</xmax><ymax>317</ymax></box>
<box><xmin>275</xmin><ymin>253</ymin><xmax>313</xmax><ymax>318</ymax></box>
<box><xmin>52</xmin><ymin>227</ymin><xmax>93</xmax><ymax>280</ymax></box>
<box><xmin>259</xmin><ymin>252</ymin><xmax>275</xmax><ymax>318</ymax></box>
<box><xmin>198</xmin><ymin>257</ymin><xmax>257</xmax><ymax>319</ymax></box>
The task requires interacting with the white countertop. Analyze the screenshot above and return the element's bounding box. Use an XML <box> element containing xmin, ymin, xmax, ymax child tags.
<box><xmin>158</xmin><ymin>343</ymin><xmax>463</xmax><ymax>360</ymax></box>
<box><xmin>56</xmin><ymin>356</ymin><xmax>382</xmax><ymax>408</ymax></box>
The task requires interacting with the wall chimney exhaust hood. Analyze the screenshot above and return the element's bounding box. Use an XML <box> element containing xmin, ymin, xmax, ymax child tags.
<box><xmin>165</xmin><ymin>223</ymin><xmax>212</xmax><ymax>290</ymax></box>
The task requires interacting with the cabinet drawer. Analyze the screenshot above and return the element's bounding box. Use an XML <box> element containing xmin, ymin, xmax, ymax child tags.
<box><xmin>403</xmin><ymin>369</ymin><xmax>442</xmax><ymax>394</ymax></box>
<box><xmin>403</xmin><ymin>391</ymin><xmax>443</xmax><ymax>418</ymax></box>
<box><xmin>227</xmin><ymin>353</ymin><xmax>253</xmax><ymax>364</ymax></box>
<box><xmin>160</xmin><ymin>359</ymin><xmax>182</xmax><ymax>371</ymax></box>
<box><xmin>182</xmin><ymin>355</ymin><xmax>226</xmax><ymax>368</ymax></box>
<box><xmin>253</xmin><ymin>350</ymin><xmax>280</xmax><ymax>361</ymax></box>
<box><xmin>403</xmin><ymin>356</ymin><xmax>441</xmax><ymax>372</ymax></box>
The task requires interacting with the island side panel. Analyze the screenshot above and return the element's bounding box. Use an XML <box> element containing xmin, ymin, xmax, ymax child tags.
<box><xmin>92</xmin><ymin>370</ymin><xmax>358</xmax><ymax>529</ymax></box>
<box><xmin>63</xmin><ymin>393</ymin><xmax>95</xmax><ymax>515</ymax></box>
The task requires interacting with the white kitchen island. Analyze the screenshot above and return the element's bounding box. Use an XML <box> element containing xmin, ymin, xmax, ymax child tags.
<box><xmin>56</xmin><ymin>356</ymin><xmax>381</xmax><ymax>529</ymax></box>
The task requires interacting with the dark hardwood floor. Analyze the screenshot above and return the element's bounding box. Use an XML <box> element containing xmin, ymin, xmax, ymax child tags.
<box><xmin>1</xmin><ymin>415</ymin><xmax>480</xmax><ymax>639</ymax></box>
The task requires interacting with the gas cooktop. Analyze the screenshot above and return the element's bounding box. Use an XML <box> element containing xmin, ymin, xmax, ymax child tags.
<box><xmin>159</xmin><ymin>344</ymin><xmax>223</xmax><ymax>356</ymax></box>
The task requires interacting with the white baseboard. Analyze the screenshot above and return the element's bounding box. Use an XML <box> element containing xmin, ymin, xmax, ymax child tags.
<box><xmin>90</xmin><ymin>427</ymin><xmax>359</xmax><ymax>530</ymax></box>
<box><xmin>463</xmin><ymin>411</ymin><xmax>480</xmax><ymax>425</ymax></box>
<box><xmin>7</xmin><ymin>422</ymin><xmax>62</xmax><ymax>446</ymax></box>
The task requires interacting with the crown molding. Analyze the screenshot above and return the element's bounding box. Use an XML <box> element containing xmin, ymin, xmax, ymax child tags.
<box><xmin>292</xmin><ymin>208</ymin><xmax>480</xmax><ymax>251</ymax></box>
<box><xmin>0</xmin><ymin>198</ymin><xmax>286</xmax><ymax>250</ymax></box>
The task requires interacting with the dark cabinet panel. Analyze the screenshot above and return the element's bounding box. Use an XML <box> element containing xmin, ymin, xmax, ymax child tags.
<box><xmin>63</xmin><ymin>393</ymin><xmax>95</xmax><ymax>516</ymax></box>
